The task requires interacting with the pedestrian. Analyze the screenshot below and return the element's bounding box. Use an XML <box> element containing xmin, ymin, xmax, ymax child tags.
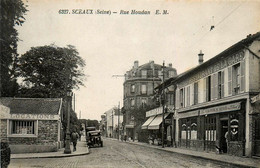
<box><xmin>71</xmin><ymin>130</ymin><xmax>79</xmax><ymax>152</ymax></box>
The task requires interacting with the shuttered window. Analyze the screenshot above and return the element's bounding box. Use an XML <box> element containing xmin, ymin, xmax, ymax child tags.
<box><xmin>218</xmin><ymin>71</ymin><xmax>224</xmax><ymax>99</ymax></box>
<box><xmin>233</xmin><ymin>63</ymin><xmax>240</xmax><ymax>95</ymax></box>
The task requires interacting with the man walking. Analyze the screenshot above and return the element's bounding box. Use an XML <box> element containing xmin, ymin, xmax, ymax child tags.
<box><xmin>71</xmin><ymin>130</ymin><xmax>79</xmax><ymax>152</ymax></box>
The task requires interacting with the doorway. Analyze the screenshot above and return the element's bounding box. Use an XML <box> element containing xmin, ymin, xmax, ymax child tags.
<box><xmin>220</xmin><ymin>119</ymin><xmax>228</xmax><ymax>153</ymax></box>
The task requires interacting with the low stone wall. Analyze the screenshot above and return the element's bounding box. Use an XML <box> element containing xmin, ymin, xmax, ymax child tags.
<box><xmin>10</xmin><ymin>144</ymin><xmax>58</xmax><ymax>154</ymax></box>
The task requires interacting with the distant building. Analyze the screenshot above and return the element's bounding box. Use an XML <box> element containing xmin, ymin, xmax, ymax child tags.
<box><xmin>104</xmin><ymin>107</ymin><xmax>123</xmax><ymax>138</ymax></box>
<box><xmin>123</xmin><ymin>61</ymin><xmax>177</xmax><ymax>141</ymax></box>
<box><xmin>0</xmin><ymin>97</ymin><xmax>63</xmax><ymax>154</ymax></box>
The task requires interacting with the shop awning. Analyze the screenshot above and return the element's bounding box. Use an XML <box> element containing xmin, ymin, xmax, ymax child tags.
<box><xmin>148</xmin><ymin>113</ymin><xmax>170</xmax><ymax>130</ymax></box>
<box><xmin>141</xmin><ymin>116</ymin><xmax>155</xmax><ymax>129</ymax></box>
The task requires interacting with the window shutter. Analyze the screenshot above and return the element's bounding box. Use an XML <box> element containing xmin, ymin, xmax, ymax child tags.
<box><xmin>211</xmin><ymin>75</ymin><xmax>214</xmax><ymax>101</ymax></box>
<box><xmin>221</xmin><ymin>71</ymin><xmax>224</xmax><ymax>98</ymax></box>
<box><xmin>176</xmin><ymin>89</ymin><xmax>179</xmax><ymax>109</ymax></box>
<box><xmin>190</xmin><ymin>84</ymin><xmax>194</xmax><ymax>105</ymax></box>
<box><xmin>187</xmin><ymin>86</ymin><xmax>190</xmax><ymax>106</ymax></box>
<box><xmin>240</xmin><ymin>61</ymin><xmax>245</xmax><ymax>92</ymax></box>
<box><xmin>214</xmin><ymin>73</ymin><xmax>218</xmax><ymax>100</ymax></box>
<box><xmin>228</xmin><ymin>67</ymin><xmax>232</xmax><ymax>96</ymax></box>
<box><xmin>203</xmin><ymin>78</ymin><xmax>207</xmax><ymax>102</ymax></box>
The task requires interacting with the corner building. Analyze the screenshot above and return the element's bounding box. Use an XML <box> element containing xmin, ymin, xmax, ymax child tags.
<box><xmin>174</xmin><ymin>32</ymin><xmax>260</xmax><ymax>157</ymax></box>
<box><xmin>123</xmin><ymin>61</ymin><xmax>177</xmax><ymax>141</ymax></box>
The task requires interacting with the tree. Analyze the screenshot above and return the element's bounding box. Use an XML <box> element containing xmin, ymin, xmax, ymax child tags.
<box><xmin>0</xmin><ymin>0</ymin><xmax>28</xmax><ymax>97</ymax></box>
<box><xmin>18</xmin><ymin>44</ymin><xmax>85</xmax><ymax>98</ymax></box>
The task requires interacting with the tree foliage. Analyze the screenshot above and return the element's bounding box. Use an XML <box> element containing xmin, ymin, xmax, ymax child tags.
<box><xmin>18</xmin><ymin>44</ymin><xmax>85</xmax><ymax>98</ymax></box>
<box><xmin>0</xmin><ymin>0</ymin><xmax>28</xmax><ymax>97</ymax></box>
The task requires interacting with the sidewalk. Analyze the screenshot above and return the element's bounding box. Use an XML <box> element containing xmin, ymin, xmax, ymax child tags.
<box><xmin>11</xmin><ymin>140</ymin><xmax>89</xmax><ymax>159</ymax></box>
<box><xmin>107</xmin><ymin>138</ymin><xmax>260</xmax><ymax>168</ymax></box>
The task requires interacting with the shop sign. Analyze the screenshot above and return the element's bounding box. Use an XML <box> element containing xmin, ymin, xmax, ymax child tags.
<box><xmin>10</xmin><ymin>113</ymin><xmax>59</xmax><ymax>120</ymax></box>
<box><xmin>200</xmin><ymin>102</ymin><xmax>240</xmax><ymax>115</ymax></box>
<box><xmin>146</xmin><ymin>107</ymin><xmax>163</xmax><ymax>117</ymax></box>
<box><xmin>178</xmin><ymin>110</ymin><xmax>199</xmax><ymax>119</ymax></box>
<box><xmin>230</xmin><ymin>119</ymin><xmax>239</xmax><ymax>135</ymax></box>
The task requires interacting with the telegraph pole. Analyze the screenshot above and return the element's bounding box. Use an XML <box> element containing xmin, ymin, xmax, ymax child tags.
<box><xmin>162</xmin><ymin>61</ymin><xmax>165</xmax><ymax>148</ymax></box>
<box><xmin>118</xmin><ymin>101</ymin><xmax>120</xmax><ymax>140</ymax></box>
<box><xmin>112</xmin><ymin>109</ymin><xmax>114</xmax><ymax>138</ymax></box>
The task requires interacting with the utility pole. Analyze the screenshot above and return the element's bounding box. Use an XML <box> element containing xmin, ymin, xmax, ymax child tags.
<box><xmin>162</xmin><ymin>61</ymin><xmax>166</xmax><ymax>148</ymax></box>
<box><xmin>112</xmin><ymin>109</ymin><xmax>114</xmax><ymax>138</ymax></box>
<box><xmin>118</xmin><ymin>101</ymin><xmax>120</xmax><ymax>140</ymax></box>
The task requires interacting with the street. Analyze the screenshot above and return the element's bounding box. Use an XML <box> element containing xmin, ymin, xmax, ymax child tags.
<box><xmin>9</xmin><ymin>138</ymin><xmax>241</xmax><ymax>168</ymax></box>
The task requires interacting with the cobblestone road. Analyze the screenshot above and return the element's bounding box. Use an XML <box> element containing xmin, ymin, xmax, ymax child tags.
<box><xmin>9</xmin><ymin>139</ymin><xmax>241</xmax><ymax>168</ymax></box>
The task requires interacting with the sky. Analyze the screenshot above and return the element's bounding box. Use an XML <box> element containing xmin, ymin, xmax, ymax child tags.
<box><xmin>16</xmin><ymin>0</ymin><xmax>260</xmax><ymax>120</ymax></box>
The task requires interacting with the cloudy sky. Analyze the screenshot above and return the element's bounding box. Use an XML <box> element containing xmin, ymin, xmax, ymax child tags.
<box><xmin>17</xmin><ymin>0</ymin><xmax>260</xmax><ymax>120</ymax></box>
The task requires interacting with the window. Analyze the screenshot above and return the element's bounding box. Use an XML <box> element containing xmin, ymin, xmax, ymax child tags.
<box><xmin>167</xmin><ymin>93</ymin><xmax>174</xmax><ymax>105</ymax></box>
<box><xmin>141</xmin><ymin>70</ymin><xmax>147</xmax><ymax>78</ymax></box>
<box><xmin>141</xmin><ymin>84</ymin><xmax>147</xmax><ymax>94</ymax></box>
<box><xmin>218</xmin><ymin>71</ymin><xmax>224</xmax><ymax>99</ymax></box>
<box><xmin>180</xmin><ymin>88</ymin><xmax>184</xmax><ymax>108</ymax></box>
<box><xmin>233</xmin><ymin>63</ymin><xmax>240</xmax><ymax>95</ymax></box>
<box><xmin>131</xmin><ymin>84</ymin><xmax>135</xmax><ymax>93</ymax></box>
<box><xmin>194</xmin><ymin>82</ymin><xmax>198</xmax><ymax>105</ymax></box>
<box><xmin>168</xmin><ymin>71</ymin><xmax>175</xmax><ymax>78</ymax></box>
<box><xmin>131</xmin><ymin>99</ymin><xmax>135</xmax><ymax>107</ymax></box>
<box><xmin>206</xmin><ymin>76</ymin><xmax>211</xmax><ymax>101</ymax></box>
<box><xmin>186</xmin><ymin>86</ymin><xmax>190</xmax><ymax>106</ymax></box>
<box><xmin>141</xmin><ymin>98</ymin><xmax>147</xmax><ymax>107</ymax></box>
<box><xmin>10</xmin><ymin>120</ymin><xmax>35</xmax><ymax>135</ymax></box>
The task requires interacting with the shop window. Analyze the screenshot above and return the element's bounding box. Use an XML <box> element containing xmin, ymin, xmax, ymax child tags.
<box><xmin>205</xmin><ymin>116</ymin><xmax>216</xmax><ymax>141</ymax></box>
<box><xmin>10</xmin><ymin>120</ymin><xmax>36</xmax><ymax>135</ymax></box>
<box><xmin>191</xmin><ymin>118</ymin><xmax>197</xmax><ymax>140</ymax></box>
<box><xmin>181</xmin><ymin>123</ymin><xmax>187</xmax><ymax>140</ymax></box>
<box><xmin>141</xmin><ymin>84</ymin><xmax>147</xmax><ymax>94</ymax></box>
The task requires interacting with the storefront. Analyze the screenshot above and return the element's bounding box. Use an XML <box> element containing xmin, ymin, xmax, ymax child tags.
<box><xmin>251</xmin><ymin>93</ymin><xmax>260</xmax><ymax>157</ymax></box>
<box><xmin>178</xmin><ymin>101</ymin><xmax>246</xmax><ymax>156</ymax></box>
<box><xmin>142</xmin><ymin>106</ymin><xmax>173</xmax><ymax>146</ymax></box>
<box><xmin>0</xmin><ymin>98</ymin><xmax>62</xmax><ymax>154</ymax></box>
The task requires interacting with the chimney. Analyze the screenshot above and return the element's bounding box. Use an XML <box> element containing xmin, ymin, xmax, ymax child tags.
<box><xmin>198</xmin><ymin>50</ymin><xmax>204</xmax><ymax>65</ymax></box>
<box><xmin>150</xmin><ymin>60</ymin><xmax>154</xmax><ymax>69</ymax></box>
<box><xmin>134</xmin><ymin>61</ymin><xmax>139</xmax><ymax>69</ymax></box>
<box><xmin>168</xmin><ymin>63</ymin><xmax>172</xmax><ymax>68</ymax></box>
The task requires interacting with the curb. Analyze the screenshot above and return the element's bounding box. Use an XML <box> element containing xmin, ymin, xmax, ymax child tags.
<box><xmin>11</xmin><ymin>147</ymin><xmax>90</xmax><ymax>159</ymax></box>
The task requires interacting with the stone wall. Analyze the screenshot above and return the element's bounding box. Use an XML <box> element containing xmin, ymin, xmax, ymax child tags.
<box><xmin>0</xmin><ymin>119</ymin><xmax>7</xmax><ymax>141</ymax></box>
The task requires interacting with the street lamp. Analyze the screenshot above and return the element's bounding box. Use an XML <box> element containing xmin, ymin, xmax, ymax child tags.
<box><xmin>64</xmin><ymin>91</ymin><xmax>72</xmax><ymax>154</ymax></box>
<box><xmin>161</xmin><ymin>61</ymin><xmax>166</xmax><ymax>148</ymax></box>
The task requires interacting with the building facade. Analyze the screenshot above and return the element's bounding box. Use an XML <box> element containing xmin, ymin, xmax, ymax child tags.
<box><xmin>104</xmin><ymin>107</ymin><xmax>123</xmax><ymax>138</ymax></box>
<box><xmin>173</xmin><ymin>32</ymin><xmax>260</xmax><ymax>157</ymax></box>
<box><xmin>123</xmin><ymin>61</ymin><xmax>177</xmax><ymax>141</ymax></box>
<box><xmin>0</xmin><ymin>98</ymin><xmax>63</xmax><ymax>154</ymax></box>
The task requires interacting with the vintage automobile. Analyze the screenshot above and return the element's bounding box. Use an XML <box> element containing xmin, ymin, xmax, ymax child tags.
<box><xmin>86</xmin><ymin>130</ymin><xmax>103</xmax><ymax>147</ymax></box>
